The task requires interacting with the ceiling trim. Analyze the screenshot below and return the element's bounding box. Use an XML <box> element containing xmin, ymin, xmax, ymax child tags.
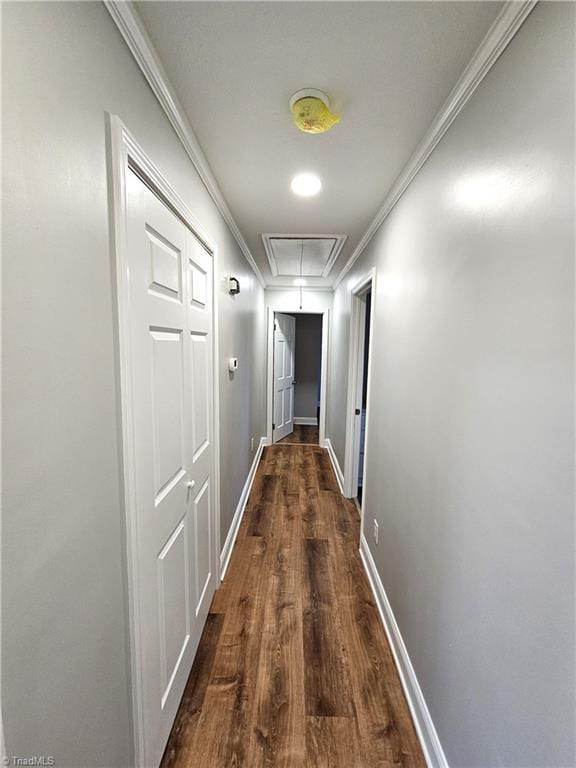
<box><xmin>333</xmin><ymin>0</ymin><xmax>538</xmax><ymax>288</ymax></box>
<box><xmin>104</xmin><ymin>0</ymin><xmax>267</xmax><ymax>288</ymax></box>
<box><xmin>261</xmin><ymin>234</ymin><xmax>348</xmax><ymax>278</ymax></box>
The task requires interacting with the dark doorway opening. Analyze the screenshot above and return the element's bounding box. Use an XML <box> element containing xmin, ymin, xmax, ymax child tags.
<box><xmin>357</xmin><ymin>289</ymin><xmax>372</xmax><ymax>503</ymax></box>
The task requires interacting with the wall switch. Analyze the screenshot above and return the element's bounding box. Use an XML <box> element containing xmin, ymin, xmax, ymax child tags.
<box><xmin>373</xmin><ymin>519</ymin><xmax>379</xmax><ymax>545</ymax></box>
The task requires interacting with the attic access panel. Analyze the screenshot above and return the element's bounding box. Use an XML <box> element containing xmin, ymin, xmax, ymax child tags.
<box><xmin>262</xmin><ymin>234</ymin><xmax>347</xmax><ymax>278</ymax></box>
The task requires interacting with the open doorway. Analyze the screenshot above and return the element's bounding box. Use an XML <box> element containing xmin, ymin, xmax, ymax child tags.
<box><xmin>274</xmin><ymin>313</ymin><xmax>322</xmax><ymax>445</ymax></box>
<box><xmin>267</xmin><ymin>309</ymin><xmax>329</xmax><ymax>447</ymax></box>
<box><xmin>357</xmin><ymin>289</ymin><xmax>371</xmax><ymax>502</ymax></box>
<box><xmin>344</xmin><ymin>269</ymin><xmax>375</xmax><ymax>521</ymax></box>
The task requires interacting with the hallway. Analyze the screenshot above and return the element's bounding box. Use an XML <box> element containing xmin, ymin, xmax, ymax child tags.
<box><xmin>4</xmin><ymin>1</ymin><xmax>575</xmax><ymax>765</ymax></box>
<box><xmin>161</xmin><ymin>444</ymin><xmax>424</xmax><ymax>767</ymax></box>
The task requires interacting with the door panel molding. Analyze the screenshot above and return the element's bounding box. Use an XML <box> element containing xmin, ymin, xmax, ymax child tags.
<box><xmin>157</xmin><ymin>516</ymin><xmax>190</xmax><ymax>709</ymax></box>
<box><xmin>272</xmin><ymin>313</ymin><xmax>295</xmax><ymax>443</ymax></box>
<box><xmin>107</xmin><ymin>114</ymin><xmax>221</xmax><ymax>767</ymax></box>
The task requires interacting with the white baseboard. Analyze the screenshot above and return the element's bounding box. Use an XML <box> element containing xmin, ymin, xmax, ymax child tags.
<box><xmin>323</xmin><ymin>438</ymin><xmax>345</xmax><ymax>495</ymax></box>
<box><xmin>219</xmin><ymin>437</ymin><xmax>267</xmax><ymax>580</ymax></box>
<box><xmin>294</xmin><ymin>416</ymin><xmax>318</xmax><ymax>426</ymax></box>
<box><xmin>359</xmin><ymin>534</ymin><xmax>449</xmax><ymax>768</ymax></box>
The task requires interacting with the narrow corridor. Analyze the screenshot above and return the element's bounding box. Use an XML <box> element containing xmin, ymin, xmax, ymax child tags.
<box><xmin>161</xmin><ymin>444</ymin><xmax>425</xmax><ymax>767</ymax></box>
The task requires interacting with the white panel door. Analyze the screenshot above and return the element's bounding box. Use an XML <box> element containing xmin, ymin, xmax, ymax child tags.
<box><xmin>186</xmin><ymin>234</ymin><xmax>216</xmax><ymax>625</ymax></box>
<box><xmin>126</xmin><ymin>169</ymin><xmax>216</xmax><ymax>767</ymax></box>
<box><xmin>273</xmin><ymin>313</ymin><xmax>295</xmax><ymax>443</ymax></box>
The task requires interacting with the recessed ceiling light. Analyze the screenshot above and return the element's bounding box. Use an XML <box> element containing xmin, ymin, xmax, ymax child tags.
<box><xmin>291</xmin><ymin>173</ymin><xmax>322</xmax><ymax>197</ymax></box>
<box><xmin>293</xmin><ymin>278</ymin><xmax>307</xmax><ymax>286</ymax></box>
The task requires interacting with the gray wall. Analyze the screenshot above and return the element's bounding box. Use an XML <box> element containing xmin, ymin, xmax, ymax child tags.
<box><xmin>294</xmin><ymin>314</ymin><xmax>322</xmax><ymax>421</ymax></box>
<box><xmin>326</xmin><ymin>3</ymin><xmax>575</xmax><ymax>766</ymax></box>
<box><xmin>2</xmin><ymin>2</ymin><xmax>265</xmax><ymax>765</ymax></box>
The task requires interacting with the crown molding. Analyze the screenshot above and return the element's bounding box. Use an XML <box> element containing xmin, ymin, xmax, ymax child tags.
<box><xmin>334</xmin><ymin>0</ymin><xmax>538</xmax><ymax>288</ymax></box>
<box><xmin>104</xmin><ymin>0</ymin><xmax>267</xmax><ymax>288</ymax></box>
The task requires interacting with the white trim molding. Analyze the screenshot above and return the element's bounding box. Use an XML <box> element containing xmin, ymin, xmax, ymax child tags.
<box><xmin>343</xmin><ymin>268</ymin><xmax>376</xmax><ymax>512</ymax></box>
<box><xmin>334</xmin><ymin>0</ymin><xmax>538</xmax><ymax>287</ymax></box>
<box><xmin>360</xmin><ymin>534</ymin><xmax>449</xmax><ymax>768</ymax></box>
<box><xmin>324</xmin><ymin>438</ymin><xmax>345</xmax><ymax>496</ymax></box>
<box><xmin>104</xmin><ymin>0</ymin><xmax>266</xmax><ymax>288</ymax></box>
<box><xmin>219</xmin><ymin>437</ymin><xmax>267</xmax><ymax>580</ymax></box>
<box><xmin>294</xmin><ymin>417</ymin><xmax>318</xmax><ymax>426</ymax></box>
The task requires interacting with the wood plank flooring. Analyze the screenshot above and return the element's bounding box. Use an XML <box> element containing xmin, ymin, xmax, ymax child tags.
<box><xmin>277</xmin><ymin>424</ymin><xmax>319</xmax><ymax>445</ymax></box>
<box><xmin>161</xmin><ymin>444</ymin><xmax>425</xmax><ymax>767</ymax></box>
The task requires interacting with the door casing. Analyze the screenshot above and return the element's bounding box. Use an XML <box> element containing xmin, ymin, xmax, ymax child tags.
<box><xmin>107</xmin><ymin>115</ymin><xmax>221</xmax><ymax>766</ymax></box>
<box><xmin>266</xmin><ymin>307</ymin><xmax>329</xmax><ymax>446</ymax></box>
<box><xmin>343</xmin><ymin>269</ymin><xmax>376</xmax><ymax>533</ymax></box>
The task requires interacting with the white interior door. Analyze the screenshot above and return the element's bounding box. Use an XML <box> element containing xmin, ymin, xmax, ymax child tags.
<box><xmin>126</xmin><ymin>168</ymin><xmax>216</xmax><ymax>767</ymax></box>
<box><xmin>273</xmin><ymin>313</ymin><xmax>295</xmax><ymax>442</ymax></box>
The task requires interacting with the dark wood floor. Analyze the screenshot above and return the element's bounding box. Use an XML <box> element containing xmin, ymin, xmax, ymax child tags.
<box><xmin>161</xmin><ymin>444</ymin><xmax>425</xmax><ymax>767</ymax></box>
<box><xmin>277</xmin><ymin>424</ymin><xmax>319</xmax><ymax>445</ymax></box>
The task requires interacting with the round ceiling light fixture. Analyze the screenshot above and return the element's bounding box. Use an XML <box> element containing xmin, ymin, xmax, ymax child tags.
<box><xmin>290</xmin><ymin>89</ymin><xmax>340</xmax><ymax>134</ymax></box>
<box><xmin>291</xmin><ymin>172</ymin><xmax>322</xmax><ymax>197</ymax></box>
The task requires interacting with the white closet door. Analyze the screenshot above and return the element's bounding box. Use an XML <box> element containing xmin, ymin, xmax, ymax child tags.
<box><xmin>273</xmin><ymin>313</ymin><xmax>295</xmax><ymax>442</ymax></box>
<box><xmin>126</xmin><ymin>168</ymin><xmax>216</xmax><ymax>767</ymax></box>
<box><xmin>185</xmin><ymin>232</ymin><xmax>216</xmax><ymax>626</ymax></box>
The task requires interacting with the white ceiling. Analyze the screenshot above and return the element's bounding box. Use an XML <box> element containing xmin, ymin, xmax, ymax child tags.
<box><xmin>135</xmin><ymin>1</ymin><xmax>503</xmax><ymax>287</ymax></box>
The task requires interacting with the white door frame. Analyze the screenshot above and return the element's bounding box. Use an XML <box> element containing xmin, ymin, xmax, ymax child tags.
<box><xmin>266</xmin><ymin>307</ymin><xmax>329</xmax><ymax>446</ymax></box>
<box><xmin>343</xmin><ymin>269</ymin><xmax>376</xmax><ymax>527</ymax></box>
<box><xmin>107</xmin><ymin>114</ymin><xmax>221</xmax><ymax>766</ymax></box>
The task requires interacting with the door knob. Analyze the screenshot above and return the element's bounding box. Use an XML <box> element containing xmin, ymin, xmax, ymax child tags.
<box><xmin>187</xmin><ymin>480</ymin><xmax>196</xmax><ymax>490</ymax></box>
